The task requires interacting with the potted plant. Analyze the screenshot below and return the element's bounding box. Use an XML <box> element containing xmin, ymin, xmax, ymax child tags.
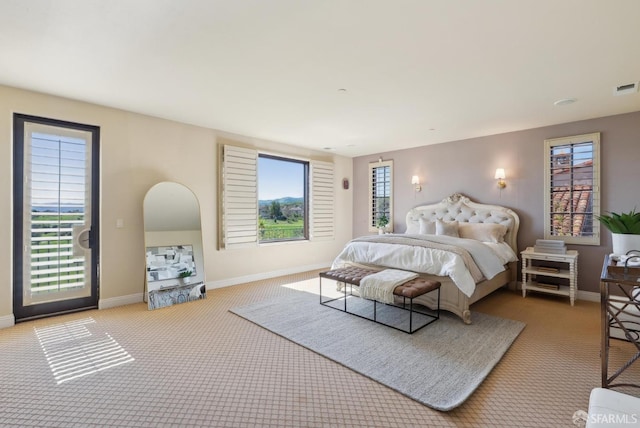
<box><xmin>597</xmin><ymin>210</ymin><xmax>640</xmax><ymax>255</ymax></box>
<box><xmin>179</xmin><ymin>270</ymin><xmax>193</xmax><ymax>284</ymax></box>
<box><xmin>376</xmin><ymin>214</ymin><xmax>389</xmax><ymax>235</ymax></box>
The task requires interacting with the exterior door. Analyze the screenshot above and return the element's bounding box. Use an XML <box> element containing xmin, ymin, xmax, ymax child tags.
<box><xmin>13</xmin><ymin>114</ymin><xmax>100</xmax><ymax>322</ymax></box>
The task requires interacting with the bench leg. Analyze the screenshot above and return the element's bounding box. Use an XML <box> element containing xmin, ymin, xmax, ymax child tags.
<box><xmin>344</xmin><ymin>281</ymin><xmax>347</xmax><ymax>312</ymax></box>
<box><xmin>409</xmin><ymin>298</ymin><xmax>413</xmax><ymax>333</ymax></box>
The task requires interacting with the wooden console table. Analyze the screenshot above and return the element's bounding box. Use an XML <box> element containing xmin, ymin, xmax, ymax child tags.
<box><xmin>599</xmin><ymin>255</ymin><xmax>640</xmax><ymax>389</ymax></box>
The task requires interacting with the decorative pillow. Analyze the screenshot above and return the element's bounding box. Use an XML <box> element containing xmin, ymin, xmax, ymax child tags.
<box><xmin>458</xmin><ymin>222</ymin><xmax>508</xmax><ymax>243</ymax></box>
<box><xmin>436</xmin><ymin>219</ymin><xmax>459</xmax><ymax>237</ymax></box>
<box><xmin>419</xmin><ymin>218</ymin><xmax>436</xmax><ymax>235</ymax></box>
<box><xmin>405</xmin><ymin>222</ymin><xmax>419</xmax><ymax>234</ymax></box>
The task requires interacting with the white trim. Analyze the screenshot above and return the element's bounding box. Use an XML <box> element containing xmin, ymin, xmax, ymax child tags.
<box><xmin>0</xmin><ymin>314</ymin><xmax>16</xmax><ymax>329</ymax></box>
<box><xmin>206</xmin><ymin>262</ymin><xmax>331</xmax><ymax>290</ymax></box>
<box><xmin>98</xmin><ymin>293</ymin><xmax>144</xmax><ymax>309</ymax></box>
<box><xmin>577</xmin><ymin>289</ymin><xmax>599</xmax><ymax>302</ymax></box>
<box><xmin>516</xmin><ymin>282</ymin><xmax>600</xmax><ymax>303</ymax></box>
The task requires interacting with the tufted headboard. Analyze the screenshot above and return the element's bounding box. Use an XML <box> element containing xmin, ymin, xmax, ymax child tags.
<box><xmin>405</xmin><ymin>193</ymin><xmax>520</xmax><ymax>253</ymax></box>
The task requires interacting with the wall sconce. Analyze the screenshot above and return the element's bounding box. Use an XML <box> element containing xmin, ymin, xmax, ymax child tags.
<box><xmin>411</xmin><ymin>175</ymin><xmax>422</xmax><ymax>192</ymax></box>
<box><xmin>494</xmin><ymin>168</ymin><xmax>506</xmax><ymax>189</ymax></box>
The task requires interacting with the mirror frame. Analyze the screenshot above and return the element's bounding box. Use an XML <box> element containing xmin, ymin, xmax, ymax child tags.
<box><xmin>143</xmin><ymin>182</ymin><xmax>205</xmax><ymax>309</ymax></box>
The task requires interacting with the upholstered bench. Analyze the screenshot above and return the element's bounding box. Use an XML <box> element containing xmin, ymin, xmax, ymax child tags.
<box><xmin>584</xmin><ymin>388</ymin><xmax>640</xmax><ymax>427</ymax></box>
<box><xmin>319</xmin><ymin>267</ymin><xmax>441</xmax><ymax>333</ymax></box>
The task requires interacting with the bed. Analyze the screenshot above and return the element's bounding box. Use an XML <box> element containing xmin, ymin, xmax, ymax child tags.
<box><xmin>331</xmin><ymin>193</ymin><xmax>520</xmax><ymax>324</ymax></box>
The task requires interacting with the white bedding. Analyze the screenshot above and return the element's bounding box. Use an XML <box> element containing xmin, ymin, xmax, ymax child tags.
<box><xmin>331</xmin><ymin>234</ymin><xmax>517</xmax><ymax>298</ymax></box>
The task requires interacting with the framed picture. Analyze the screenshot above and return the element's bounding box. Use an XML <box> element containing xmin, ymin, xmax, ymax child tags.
<box><xmin>145</xmin><ymin>245</ymin><xmax>196</xmax><ymax>282</ymax></box>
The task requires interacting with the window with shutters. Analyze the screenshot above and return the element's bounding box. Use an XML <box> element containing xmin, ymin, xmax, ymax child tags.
<box><xmin>368</xmin><ymin>160</ymin><xmax>393</xmax><ymax>233</ymax></box>
<box><xmin>220</xmin><ymin>144</ymin><xmax>333</xmax><ymax>249</ymax></box>
<box><xmin>543</xmin><ymin>133</ymin><xmax>600</xmax><ymax>245</ymax></box>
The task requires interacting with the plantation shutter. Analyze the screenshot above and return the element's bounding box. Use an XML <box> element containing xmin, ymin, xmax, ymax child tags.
<box><xmin>543</xmin><ymin>133</ymin><xmax>600</xmax><ymax>245</ymax></box>
<box><xmin>310</xmin><ymin>160</ymin><xmax>334</xmax><ymax>240</ymax></box>
<box><xmin>221</xmin><ymin>145</ymin><xmax>258</xmax><ymax>249</ymax></box>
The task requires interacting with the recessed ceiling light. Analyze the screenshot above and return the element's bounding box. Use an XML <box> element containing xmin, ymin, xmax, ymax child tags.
<box><xmin>323</xmin><ymin>147</ymin><xmax>336</xmax><ymax>151</ymax></box>
<box><xmin>337</xmin><ymin>88</ymin><xmax>347</xmax><ymax>93</ymax></box>
<box><xmin>554</xmin><ymin>98</ymin><xmax>577</xmax><ymax>106</ymax></box>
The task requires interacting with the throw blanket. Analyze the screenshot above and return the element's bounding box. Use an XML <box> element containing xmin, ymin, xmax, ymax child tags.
<box><xmin>360</xmin><ymin>269</ymin><xmax>419</xmax><ymax>304</ymax></box>
<box><xmin>331</xmin><ymin>234</ymin><xmax>507</xmax><ymax>298</ymax></box>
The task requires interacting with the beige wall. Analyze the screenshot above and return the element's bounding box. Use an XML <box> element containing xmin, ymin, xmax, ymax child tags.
<box><xmin>0</xmin><ymin>85</ymin><xmax>353</xmax><ymax>325</ymax></box>
<box><xmin>353</xmin><ymin>111</ymin><xmax>640</xmax><ymax>295</ymax></box>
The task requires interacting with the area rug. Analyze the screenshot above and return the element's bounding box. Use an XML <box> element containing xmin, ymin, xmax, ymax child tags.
<box><xmin>230</xmin><ymin>291</ymin><xmax>525</xmax><ymax>411</ymax></box>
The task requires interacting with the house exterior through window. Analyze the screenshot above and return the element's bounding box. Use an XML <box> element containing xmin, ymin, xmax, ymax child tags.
<box><xmin>543</xmin><ymin>133</ymin><xmax>600</xmax><ymax>245</ymax></box>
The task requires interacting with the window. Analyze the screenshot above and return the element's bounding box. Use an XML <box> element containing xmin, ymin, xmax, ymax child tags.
<box><xmin>220</xmin><ymin>144</ymin><xmax>334</xmax><ymax>249</ymax></box>
<box><xmin>368</xmin><ymin>160</ymin><xmax>393</xmax><ymax>232</ymax></box>
<box><xmin>258</xmin><ymin>154</ymin><xmax>308</xmax><ymax>243</ymax></box>
<box><xmin>544</xmin><ymin>133</ymin><xmax>600</xmax><ymax>245</ymax></box>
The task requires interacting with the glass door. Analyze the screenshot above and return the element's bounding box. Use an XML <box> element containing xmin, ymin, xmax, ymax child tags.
<box><xmin>13</xmin><ymin>114</ymin><xmax>100</xmax><ymax>321</ymax></box>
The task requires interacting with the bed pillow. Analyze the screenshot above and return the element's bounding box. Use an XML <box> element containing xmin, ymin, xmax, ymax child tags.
<box><xmin>458</xmin><ymin>222</ymin><xmax>508</xmax><ymax>243</ymax></box>
<box><xmin>405</xmin><ymin>222</ymin><xmax>419</xmax><ymax>234</ymax></box>
<box><xmin>419</xmin><ymin>218</ymin><xmax>436</xmax><ymax>235</ymax></box>
<box><xmin>436</xmin><ymin>219</ymin><xmax>459</xmax><ymax>237</ymax></box>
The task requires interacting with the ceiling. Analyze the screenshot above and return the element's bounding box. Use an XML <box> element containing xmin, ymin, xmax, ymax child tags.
<box><xmin>1</xmin><ymin>1</ymin><xmax>639</xmax><ymax>158</ymax></box>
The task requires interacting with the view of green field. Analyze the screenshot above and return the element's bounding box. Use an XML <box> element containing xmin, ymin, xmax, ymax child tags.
<box><xmin>259</xmin><ymin>218</ymin><xmax>304</xmax><ymax>240</ymax></box>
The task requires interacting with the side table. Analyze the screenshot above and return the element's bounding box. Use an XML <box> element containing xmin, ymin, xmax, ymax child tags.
<box><xmin>521</xmin><ymin>247</ymin><xmax>579</xmax><ymax>305</ymax></box>
<box><xmin>600</xmin><ymin>255</ymin><xmax>640</xmax><ymax>390</ymax></box>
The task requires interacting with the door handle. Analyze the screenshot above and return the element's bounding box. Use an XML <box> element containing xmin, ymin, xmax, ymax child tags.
<box><xmin>73</xmin><ymin>225</ymin><xmax>91</xmax><ymax>257</ymax></box>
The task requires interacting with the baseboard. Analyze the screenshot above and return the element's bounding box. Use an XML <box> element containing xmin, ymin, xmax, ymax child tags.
<box><xmin>515</xmin><ymin>282</ymin><xmax>600</xmax><ymax>303</ymax></box>
<box><xmin>577</xmin><ymin>289</ymin><xmax>599</xmax><ymax>302</ymax></box>
<box><xmin>99</xmin><ymin>293</ymin><xmax>144</xmax><ymax>310</ymax></box>
<box><xmin>104</xmin><ymin>264</ymin><xmax>331</xmax><ymax>303</ymax></box>
<box><xmin>0</xmin><ymin>314</ymin><xmax>15</xmax><ymax>329</ymax></box>
<box><xmin>207</xmin><ymin>262</ymin><xmax>331</xmax><ymax>290</ymax></box>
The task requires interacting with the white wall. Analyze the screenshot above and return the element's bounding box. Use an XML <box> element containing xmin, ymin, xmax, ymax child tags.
<box><xmin>0</xmin><ymin>84</ymin><xmax>353</xmax><ymax>326</ymax></box>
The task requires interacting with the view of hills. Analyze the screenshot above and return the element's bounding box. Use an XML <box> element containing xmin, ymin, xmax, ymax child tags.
<box><xmin>258</xmin><ymin>196</ymin><xmax>303</xmax><ymax>206</ymax></box>
<box><xmin>33</xmin><ymin>204</ymin><xmax>84</xmax><ymax>213</ymax></box>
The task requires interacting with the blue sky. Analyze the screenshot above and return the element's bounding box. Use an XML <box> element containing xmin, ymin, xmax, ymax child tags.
<box><xmin>258</xmin><ymin>157</ymin><xmax>304</xmax><ymax>200</ymax></box>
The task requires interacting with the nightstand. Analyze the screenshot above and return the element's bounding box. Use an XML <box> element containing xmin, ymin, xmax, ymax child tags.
<box><xmin>521</xmin><ymin>247</ymin><xmax>579</xmax><ymax>305</ymax></box>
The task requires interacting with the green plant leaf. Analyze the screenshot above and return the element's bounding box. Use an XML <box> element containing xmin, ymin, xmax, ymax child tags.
<box><xmin>597</xmin><ymin>209</ymin><xmax>640</xmax><ymax>234</ymax></box>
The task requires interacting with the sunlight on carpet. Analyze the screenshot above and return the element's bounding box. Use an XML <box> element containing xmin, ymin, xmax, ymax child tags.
<box><xmin>34</xmin><ymin>317</ymin><xmax>134</xmax><ymax>384</ymax></box>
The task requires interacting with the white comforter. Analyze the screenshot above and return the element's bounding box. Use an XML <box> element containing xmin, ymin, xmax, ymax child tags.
<box><xmin>331</xmin><ymin>234</ymin><xmax>516</xmax><ymax>298</ymax></box>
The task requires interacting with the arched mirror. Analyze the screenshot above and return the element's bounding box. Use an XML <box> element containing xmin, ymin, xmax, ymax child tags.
<box><xmin>143</xmin><ymin>182</ymin><xmax>205</xmax><ymax>310</ymax></box>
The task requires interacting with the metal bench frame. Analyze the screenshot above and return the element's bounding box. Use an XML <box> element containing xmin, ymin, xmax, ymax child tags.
<box><xmin>319</xmin><ymin>270</ymin><xmax>440</xmax><ymax>334</ymax></box>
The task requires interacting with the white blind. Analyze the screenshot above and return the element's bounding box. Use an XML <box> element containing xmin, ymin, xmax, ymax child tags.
<box><xmin>310</xmin><ymin>160</ymin><xmax>334</xmax><ymax>240</ymax></box>
<box><xmin>24</xmin><ymin>124</ymin><xmax>91</xmax><ymax>298</ymax></box>
<box><xmin>221</xmin><ymin>145</ymin><xmax>258</xmax><ymax>248</ymax></box>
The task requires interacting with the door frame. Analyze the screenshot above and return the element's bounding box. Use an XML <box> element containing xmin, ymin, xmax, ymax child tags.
<box><xmin>13</xmin><ymin>113</ymin><xmax>100</xmax><ymax>322</ymax></box>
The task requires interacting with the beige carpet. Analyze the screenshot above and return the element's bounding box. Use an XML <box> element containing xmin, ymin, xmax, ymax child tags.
<box><xmin>1</xmin><ymin>270</ymin><xmax>639</xmax><ymax>427</ymax></box>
